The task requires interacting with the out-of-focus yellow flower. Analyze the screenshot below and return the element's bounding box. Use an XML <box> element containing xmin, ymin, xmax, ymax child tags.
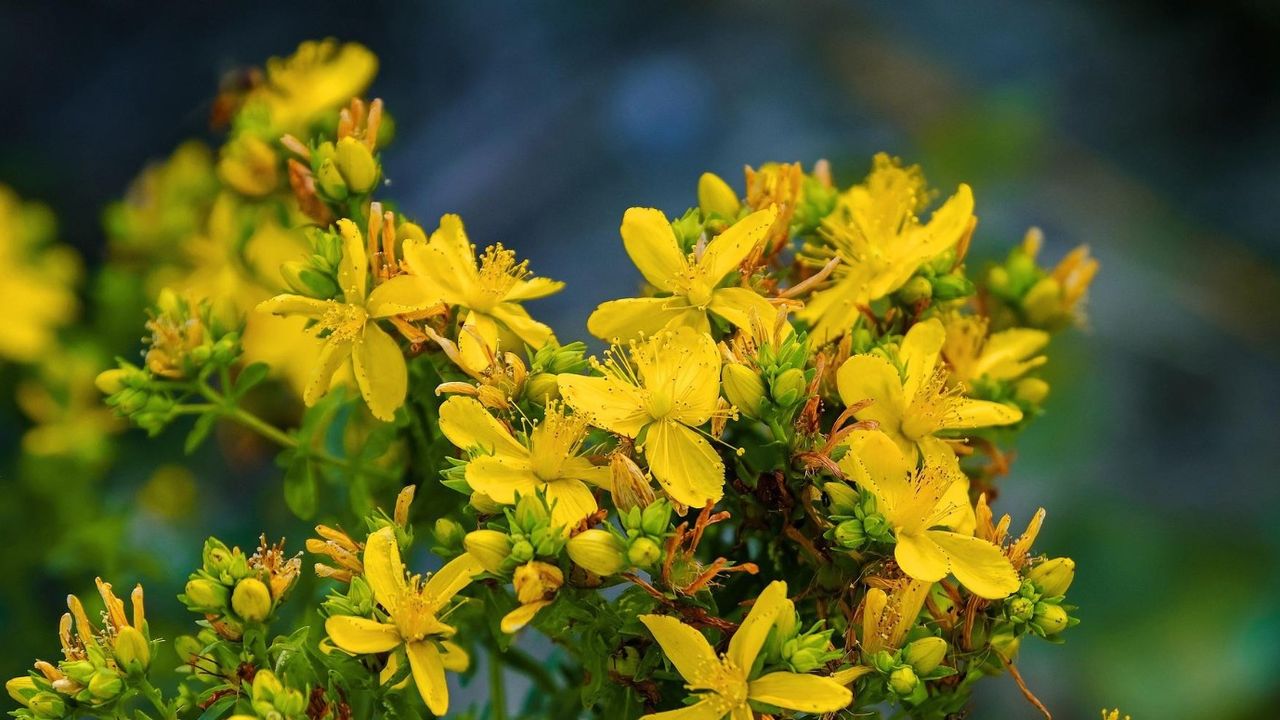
<box><xmin>800</xmin><ymin>154</ymin><xmax>974</xmax><ymax>345</ymax></box>
<box><xmin>837</xmin><ymin>318</ymin><xmax>1022</xmax><ymax>459</ymax></box>
<box><xmin>587</xmin><ymin>206</ymin><xmax>778</xmax><ymax>342</ymax></box>
<box><xmin>217</xmin><ymin>134</ymin><xmax>280</xmax><ymax>197</ymax></box>
<box><xmin>941</xmin><ymin>313</ymin><xmax>1048</xmax><ymax>387</ymax></box>
<box><xmin>638</xmin><ymin>581</ymin><xmax>851</xmax><ymax>719</ymax></box>
<box><xmin>0</xmin><ymin>187</ymin><xmax>81</xmax><ymax>364</ymax></box>
<box><xmin>1100</xmin><ymin>708</ymin><xmax>1131</xmax><ymax>720</ymax></box>
<box><xmin>840</xmin><ymin>431</ymin><xmax>1018</xmax><ymax>599</ymax></box>
<box><xmin>402</xmin><ymin>214</ymin><xmax>562</xmax><ymax>370</ymax></box>
<box><xmin>258</xmin><ymin>219</ymin><xmax>437</xmax><ymax>420</ymax></box>
<box><xmin>324</xmin><ymin>527</ymin><xmax>479</xmax><ymax>716</ymax></box>
<box><xmin>16</xmin><ymin>345</ymin><xmax>121</xmax><ymax>461</ymax></box>
<box><xmin>438</xmin><ymin>397</ymin><xmax>610</xmax><ymax>528</ymax></box>
<box><xmin>103</xmin><ymin>140</ymin><xmax>218</xmax><ymax>262</ymax></box>
<box><xmin>248</xmin><ymin>39</ymin><xmax>378</xmax><ymax>134</ymax></box>
<box><xmin>1020</xmin><ymin>229</ymin><xmax>1099</xmax><ymax>328</ymax></box>
<box><xmin>559</xmin><ymin>327</ymin><xmax>729</xmax><ymax>508</ymax></box>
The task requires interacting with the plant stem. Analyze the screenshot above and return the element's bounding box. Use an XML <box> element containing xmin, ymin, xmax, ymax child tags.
<box><xmin>137</xmin><ymin>679</ymin><xmax>178</xmax><ymax>720</ymax></box>
<box><xmin>488</xmin><ymin>647</ymin><xmax>508</xmax><ymax>720</ymax></box>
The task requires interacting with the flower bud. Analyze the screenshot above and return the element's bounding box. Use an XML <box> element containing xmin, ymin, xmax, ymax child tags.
<box><xmin>1007</xmin><ymin>596</ymin><xmax>1034</xmax><ymax>623</ymax></box>
<box><xmin>989</xmin><ymin>630</ymin><xmax>1021</xmax><ymax>660</ymax></box>
<box><xmin>832</xmin><ymin>519</ymin><xmax>865</xmax><ymax>549</ymax></box>
<box><xmin>770</xmin><ymin>367</ymin><xmax>808</xmax><ymax>408</ymax></box>
<box><xmin>898</xmin><ymin>276</ymin><xmax>933</xmax><ymax>304</ymax></box>
<box><xmin>869</xmin><ymin>649</ymin><xmax>897</xmax><ymax>674</ymax></box>
<box><xmin>721</xmin><ymin>363</ymin><xmax>766</xmax><ymax>418</ymax></box>
<box><xmin>174</xmin><ymin>634</ymin><xmax>203</xmax><ymax>664</ymax></box>
<box><xmin>113</xmin><ymin>626</ymin><xmax>151</xmax><ymax>672</ymax></box>
<box><xmin>335</xmin><ymin>136</ymin><xmax>378</xmax><ymax>193</ymax></box>
<box><xmin>1034</xmin><ymin>603</ymin><xmax>1069</xmax><ymax>635</ymax></box>
<box><xmin>822</xmin><ymin>482</ymin><xmax>859</xmax><ymax>516</ymax></box>
<box><xmin>433</xmin><ymin>518</ymin><xmax>466</xmax><ymax>554</ymax></box>
<box><xmin>1027</xmin><ymin>557</ymin><xmax>1075</xmax><ymax>597</ymax></box>
<box><xmin>183</xmin><ymin>578</ymin><xmax>228</xmax><ymax>611</ymax></box>
<box><xmin>513</xmin><ymin>561</ymin><xmax>563</xmax><ymax>604</ymax></box>
<box><xmin>931</xmin><ymin>274</ymin><xmax>974</xmax><ymax>301</ymax></box>
<box><xmin>1014</xmin><ymin>377</ymin><xmax>1050</xmax><ymax>405</ymax></box>
<box><xmin>514</xmin><ymin>494</ymin><xmax>550</xmax><ymax>531</ymax></box>
<box><xmin>94</xmin><ymin>368</ymin><xmax>129</xmax><ymax>395</ymax></box>
<box><xmin>640</xmin><ymin>500</ymin><xmax>672</xmax><ymax>537</ymax></box>
<box><xmin>26</xmin><ymin>691</ymin><xmax>65</xmax><ymax>717</ymax></box>
<box><xmin>1023</xmin><ymin>277</ymin><xmax>1064</xmax><ymax>327</ymax></box>
<box><xmin>316</xmin><ymin>158</ymin><xmax>349</xmax><ymax>200</ymax></box>
<box><xmin>510</xmin><ymin>539</ymin><xmax>535</xmax><ymax>564</ymax></box>
<box><xmin>524</xmin><ymin>372</ymin><xmax>560</xmax><ymax>404</ymax></box>
<box><xmin>698</xmin><ymin>172</ymin><xmax>741</xmax><ymax>218</ymax></box>
<box><xmin>231</xmin><ymin>578</ymin><xmax>273</xmax><ymax>623</ymax></box>
<box><xmin>627</xmin><ymin>537</ymin><xmax>662</xmax><ymax>568</ymax></box>
<box><xmin>610</xmin><ymin>454</ymin><xmax>655</xmax><ymax>513</ymax></box>
<box><xmin>888</xmin><ymin>666</ymin><xmax>918</xmax><ymax>696</ymax></box>
<box><xmin>88</xmin><ymin>669</ymin><xmax>124</xmax><ymax>700</ymax></box>
<box><xmin>608</xmin><ymin>646</ymin><xmax>641</xmax><ymax>677</ymax></box>
<box><xmin>567</xmin><ymin>529</ymin><xmax>628</xmax><ymax>576</ymax></box>
<box><xmin>398</xmin><ymin>221</ymin><xmax>428</xmax><ymax>245</ymax></box>
<box><xmin>470</xmin><ymin>491</ymin><xmax>502</xmax><ymax>515</ymax></box>
<box><xmin>903</xmin><ymin>637</ymin><xmax>947</xmax><ymax>674</ymax></box>
<box><xmin>281</xmin><ymin>260</ymin><xmax>340</xmax><ymax>299</ymax></box>
<box><xmin>6</xmin><ymin>677</ymin><xmax>35</xmax><ymax>706</ymax></box>
<box><xmin>464</xmin><ymin>530</ymin><xmax>513</xmax><ymax>574</ymax></box>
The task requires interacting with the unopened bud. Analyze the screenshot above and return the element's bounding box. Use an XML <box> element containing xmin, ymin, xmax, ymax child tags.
<box><xmin>639</xmin><ymin>500</ymin><xmax>672</xmax><ymax>537</ymax></box>
<box><xmin>698</xmin><ymin>172</ymin><xmax>742</xmax><ymax>218</ymax></box>
<box><xmin>183</xmin><ymin>578</ymin><xmax>228</xmax><ymax>611</ymax></box>
<box><xmin>174</xmin><ymin>634</ymin><xmax>203</xmax><ymax>664</ymax></box>
<box><xmin>626</xmin><ymin>537</ymin><xmax>662</xmax><ymax>568</ymax></box>
<box><xmin>94</xmin><ymin>368</ymin><xmax>130</xmax><ymax>395</ymax></box>
<box><xmin>1008</xmin><ymin>596</ymin><xmax>1034</xmax><ymax>623</ymax></box>
<box><xmin>770</xmin><ymin>367</ymin><xmax>808</xmax><ymax>408</ymax></box>
<box><xmin>1014</xmin><ymin>377</ymin><xmax>1050</xmax><ymax>405</ymax></box>
<box><xmin>823</xmin><ymin>482</ymin><xmax>859</xmax><ymax>516</ymax></box>
<box><xmin>514</xmin><ymin>494</ymin><xmax>550</xmax><ymax>531</ymax></box>
<box><xmin>722</xmin><ymin>363</ymin><xmax>766</xmax><ymax>418</ymax></box>
<box><xmin>888</xmin><ymin>666</ymin><xmax>918</xmax><ymax>696</ymax></box>
<box><xmin>335</xmin><ymin>136</ymin><xmax>378</xmax><ymax>193</ymax></box>
<box><xmin>1023</xmin><ymin>277</ymin><xmax>1063</xmax><ymax>327</ymax></box>
<box><xmin>27</xmin><ymin>691</ymin><xmax>65</xmax><ymax>717</ymax></box>
<box><xmin>509</xmin><ymin>539</ymin><xmax>535</xmax><ymax>564</ymax></box>
<box><xmin>1027</xmin><ymin>557</ymin><xmax>1075</xmax><ymax>597</ymax></box>
<box><xmin>931</xmin><ymin>274</ymin><xmax>974</xmax><ymax>301</ymax></box>
<box><xmin>88</xmin><ymin>669</ymin><xmax>124</xmax><ymax>700</ymax></box>
<box><xmin>470</xmin><ymin>492</ymin><xmax>501</xmax><ymax>515</ymax></box>
<box><xmin>567</xmin><ymin>529</ymin><xmax>627</xmax><ymax>576</ymax></box>
<box><xmin>316</xmin><ymin>158</ymin><xmax>349</xmax><ymax>200</ymax></box>
<box><xmin>5</xmin><ymin>677</ymin><xmax>35</xmax><ymax>706</ymax></box>
<box><xmin>898</xmin><ymin>276</ymin><xmax>933</xmax><ymax>304</ymax></box>
<box><xmin>903</xmin><ymin>636</ymin><xmax>947</xmax><ymax>674</ymax></box>
<box><xmin>524</xmin><ymin>373</ymin><xmax>560</xmax><ymax>404</ymax></box>
<box><xmin>832</xmin><ymin>519</ymin><xmax>865</xmax><ymax>549</ymax></box>
<box><xmin>231</xmin><ymin>578</ymin><xmax>273</xmax><ymax>623</ymax></box>
<box><xmin>464</xmin><ymin>530</ymin><xmax>513</xmax><ymax>574</ymax></box>
<box><xmin>113</xmin><ymin>626</ymin><xmax>151</xmax><ymax>672</ymax></box>
<box><xmin>1034</xmin><ymin>603</ymin><xmax>1069</xmax><ymax>635</ymax></box>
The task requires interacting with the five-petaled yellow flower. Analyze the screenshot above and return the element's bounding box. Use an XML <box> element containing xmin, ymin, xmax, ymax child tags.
<box><xmin>638</xmin><ymin>580</ymin><xmax>851</xmax><ymax>719</ymax></box>
<box><xmin>800</xmin><ymin>154</ymin><xmax>974</xmax><ymax>345</ymax></box>
<box><xmin>558</xmin><ymin>327</ymin><xmax>727</xmax><ymax>508</ymax></box>
<box><xmin>325</xmin><ymin>527</ymin><xmax>481</xmax><ymax>716</ymax></box>
<box><xmin>840</xmin><ymin>431</ymin><xmax>1018</xmax><ymax>599</ymax></box>
<box><xmin>249</xmin><ymin>39</ymin><xmax>379</xmax><ymax>134</ymax></box>
<box><xmin>438</xmin><ymin>396</ymin><xmax>611</xmax><ymax>528</ymax></box>
<box><xmin>587</xmin><ymin>206</ymin><xmax>778</xmax><ymax>342</ymax></box>
<box><xmin>941</xmin><ymin>313</ymin><xmax>1048</xmax><ymax>387</ymax></box>
<box><xmin>402</xmin><ymin>214</ymin><xmax>563</xmax><ymax>370</ymax></box>
<box><xmin>837</xmin><ymin>318</ymin><xmax>1022</xmax><ymax>459</ymax></box>
<box><xmin>258</xmin><ymin>218</ymin><xmax>437</xmax><ymax>421</ymax></box>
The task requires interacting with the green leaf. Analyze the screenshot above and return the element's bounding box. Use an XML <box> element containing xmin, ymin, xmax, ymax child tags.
<box><xmin>184</xmin><ymin>413</ymin><xmax>218</xmax><ymax>454</ymax></box>
<box><xmin>283</xmin><ymin>456</ymin><xmax>318</xmax><ymax>520</ymax></box>
<box><xmin>231</xmin><ymin>362</ymin><xmax>270</xmax><ymax>398</ymax></box>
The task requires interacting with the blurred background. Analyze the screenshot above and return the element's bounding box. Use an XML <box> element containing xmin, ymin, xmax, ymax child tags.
<box><xmin>2</xmin><ymin>1</ymin><xmax>1278</xmax><ymax>717</ymax></box>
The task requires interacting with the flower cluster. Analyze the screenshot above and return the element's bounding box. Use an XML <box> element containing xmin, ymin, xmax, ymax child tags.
<box><xmin>3</xmin><ymin>40</ymin><xmax>1114</xmax><ymax>720</ymax></box>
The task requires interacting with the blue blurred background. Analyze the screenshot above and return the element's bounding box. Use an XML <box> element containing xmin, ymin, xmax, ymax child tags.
<box><xmin>2</xmin><ymin>1</ymin><xmax>1279</xmax><ymax>717</ymax></box>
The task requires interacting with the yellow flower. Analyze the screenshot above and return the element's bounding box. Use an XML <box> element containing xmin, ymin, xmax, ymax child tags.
<box><xmin>839</xmin><ymin>431</ymin><xmax>1018</xmax><ymax>599</ymax></box>
<box><xmin>836</xmin><ymin>318</ymin><xmax>1022</xmax><ymax>459</ymax></box>
<box><xmin>438</xmin><ymin>397</ymin><xmax>610</xmax><ymax>528</ymax></box>
<box><xmin>586</xmin><ymin>206</ymin><xmax>778</xmax><ymax>342</ymax></box>
<box><xmin>558</xmin><ymin>327</ymin><xmax>728</xmax><ymax>508</ymax></box>
<box><xmin>941</xmin><ymin>313</ymin><xmax>1049</xmax><ymax>387</ymax></box>
<box><xmin>1101</xmin><ymin>708</ymin><xmax>1131</xmax><ymax>720</ymax></box>
<box><xmin>638</xmin><ymin>581</ymin><xmax>851</xmax><ymax>719</ymax></box>
<box><xmin>325</xmin><ymin>527</ymin><xmax>479</xmax><ymax>716</ymax></box>
<box><xmin>16</xmin><ymin>345</ymin><xmax>120</xmax><ymax>461</ymax></box>
<box><xmin>859</xmin><ymin>577</ymin><xmax>932</xmax><ymax>655</ymax></box>
<box><xmin>800</xmin><ymin>154</ymin><xmax>974</xmax><ymax>345</ymax></box>
<box><xmin>402</xmin><ymin>214</ymin><xmax>562</xmax><ymax>370</ymax></box>
<box><xmin>0</xmin><ymin>187</ymin><xmax>81</xmax><ymax>364</ymax></box>
<box><xmin>258</xmin><ymin>218</ymin><xmax>437</xmax><ymax>420</ymax></box>
<box><xmin>250</xmin><ymin>39</ymin><xmax>378</xmax><ymax>134</ymax></box>
<box><xmin>501</xmin><ymin>561</ymin><xmax>564</xmax><ymax>633</ymax></box>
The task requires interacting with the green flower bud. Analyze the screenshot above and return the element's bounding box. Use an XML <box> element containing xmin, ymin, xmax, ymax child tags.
<box><xmin>88</xmin><ymin>669</ymin><xmax>124</xmax><ymax>700</ymax></box>
<box><xmin>174</xmin><ymin>634</ymin><xmax>203</xmax><ymax>664</ymax></box>
<box><xmin>898</xmin><ymin>276</ymin><xmax>933</xmax><ymax>304</ymax></box>
<box><xmin>60</xmin><ymin>660</ymin><xmax>94</xmax><ymax>684</ymax></box>
<box><xmin>113</xmin><ymin>626</ymin><xmax>151</xmax><ymax>673</ymax></box>
<box><xmin>903</xmin><ymin>636</ymin><xmax>947</xmax><ymax>674</ymax></box>
<box><xmin>316</xmin><ymin>157</ymin><xmax>349</xmax><ymax>200</ymax></box>
<box><xmin>514</xmin><ymin>494</ymin><xmax>550</xmax><ymax>531</ymax></box>
<box><xmin>698</xmin><ymin>172</ymin><xmax>741</xmax><ymax>218</ymax></box>
<box><xmin>822</xmin><ymin>482</ymin><xmax>859</xmax><ymax>516</ymax></box>
<box><xmin>640</xmin><ymin>500</ymin><xmax>673</xmax><ymax>537</ymax></box>
<box><xmin>433</xmin><ymin>518</ymin><xmax>467</xmax><ymax>553</ymax></box>
<box><xmin>281</xmin><ymin>260</ymin><xmax>340</xmax><ymax>299</ymax></box>
<box><xmin>832</xmin><ymin>519</ymin><xmax>865</xmax><ymax>549</ymax></box>
<box><xmin>6</xmin><ymin>677</ymin><xmax>36</xmax><ymax>706</ymax></box>
<box><xmin>987</xmin><ymin>266</ymin><xmax>1011</xmax><ymax>295</ymax></box>
<box><xmin>931</xmin><ymin>274</ymin><xmax>974</xmax><ymax>301</ymax></box>
<box><xmin>567</xmin><ymin>529</ymin><xmax>628</xmax><ymax>576</ymax></box>
<box><xmin>1008</xmin><ymin>596</ymin><xmax>1035</xmax><ymax>623</ymax></box>
<box><xmin>721</xmin><ymin>363</ymin><xmax>766</xmax><ymax>418</ymax></box>
<box><xmin>626</xmin><ymin>537</ymin><xmax>662</xmax><ymax>568</ymax></box>
<box><xmin>870</xmin><ymin>649</ymin><xmax>897</xmax><ymax>674</ymax></box>
<box><xmin>608</xmin><ymin>646</ymin><xmax>641</xmax><ymax>677</ymax></box>
<box><xmin>26</xmin><ymin>691</ymin><xmax>65</xmax><ymax>717</ymax></box>
<box><xmin>464</xmin><ymin>530</ymin><xmax>513</xmax><ymax>574</ymax></box>
<box><xmin>335</xmin><ymin>136</ymin><xmax>378</xmax><ymax>193</ymax></box>
<box><xmin>510</xmin><ymin>539</ymin><xmax>535</xmax><ymax>564</ymax></box>
<box><xmin>1027</xmin><ymin>557</ymin><xmax>1075</xmax><ymax>597</ymax></box>
<box><xmin>1034</xmin><ymin>603</ymin><xmax>1069</xmax><ymax>635</ymax></box>
<box><xmin>862</xmin><ymin>513</ymin><xmax>891</xmax><ymax>542</ymax></box>
<box><xmin>183</xmin><ymin>578</ymin><xmax>229</xmax><ymax>611</ymax></box>
<box><xmin>888</xmin><ymin>666</ymin><xmax>919</xmax><ymax>696</ymax></box>
<box><xmin>231</xmin><ymin>578</ymin><xmax>273</xmax><ymax>623</ymax></box>
<box><xmin>989</xmin><ymin>630</ymin><xmax>1021</xmax><ymax>660</ymax></box>
<box><xmin>770</xmin><ymin>367</ymin><xmax>808</xmax><ymax>408</ymax></box>
<box><xmin>525</xmin><ymin>372</ymin><xmax>561</xmax><ymax>404</ymax></box>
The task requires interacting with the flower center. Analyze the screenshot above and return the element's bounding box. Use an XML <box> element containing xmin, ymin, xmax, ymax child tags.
<box><xmin>471</xmin><ymin>244</ymin><xmax>528</xmax><ymax>312</ymax></box>
<box><xmin>529</xmin><ymin>404</ymin><xmax>587</xmax><ymax>480</ymax></box>
<box><xmin>317</xmin><ymin>301</ymin><xmax>368</xmax><ymax>342</ymax></box>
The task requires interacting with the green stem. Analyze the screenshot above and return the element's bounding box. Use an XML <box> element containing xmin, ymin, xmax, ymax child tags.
<box><xmin>488</xmin><ymin>647</ymin><xmax>508</xmax><ymax>720</ymax></box>
<box><xmin>136</xmin><ymin>679</ymin><xmax>178</xmax><ymax>720</ymax></box>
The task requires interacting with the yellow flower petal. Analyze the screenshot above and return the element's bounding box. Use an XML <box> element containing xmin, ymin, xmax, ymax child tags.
<box><xmin>558</xmin><ymin>374</ymin><xmax>650</xmax><ymax>438</ymax></box>
<box><xmin>637</xmin><ymin>614</ymin><xmax>719</xmax><ymax>686</ymax></box>
<box><xmin>505</xmin><ymin>276</ymin><xmax>565</xmax><ymax>301</ymax></box>
<box><xmin>363</xmin><ymin>527</ymin><xmax>408</xmax><ymax>615</ymax></box>
<box><xmin>257</xmin><ymin>294</ymin><xmax>332</xmax><ymax>318</ymax></box>
<box><xmin>943</xmin><ymin>397</ymin><xmax>1023</xmax><ymax>430</ymax></box>
<box><xmin>304</xmin><ymin>337</ymin><xmax>354</xmax><ymax>407</ymax></box>
<box><xmin>366</xmin><ymin>275</ymin><xmax>437</xmax><ymax>318</ymax></box>
<box><xmin>748</xmin><ymin>671</ymin><xmax>852</xmax><ymax>713</ymax></box>
<box><xmin>336</xmin><ymin>219</ymin><xmax>368</xmax><ymax>304</ymax></box>
<box><xmin>500</xmin><ymin>600</ymin><xmax>551</xmax><ymax>634</ymax></box>
<box><xmin>894</xmin><ymin>532</ymin><xmax>950</xmax><ymax>583</ymax></box>
<box><xmin>632</xmin><ymin>327</ymin><xmax>721</xmax><ymax>427</ymax></box>
<box><xmin>621</xmin><ymin>207</ymin><xmax>687</xmax><ymax>292</ymax></box>
<box><xmin>642</xmin><ymin>420</ymin><xmax>724</xmax><ymax>508</ymax></box>
<box><xmin>489</xmin><ymin>302</ymin><xmax>556</xmax><ymax>349</ymax></box>
<box><xmin>406</xmin><ymin>640</ymin><xmax>449</xmax><ymax>716</ymax></box>
<box><xmin>544</xmin><ymin>479</ymin><xmax>597</xmax><ymax>528</ymax></box>
<box><xmin>438</xmin><ymin>396</ymin><xmax>526</xmax><ymax>457</ymax></box>
<box><xmin>439</xmin><ymin>640</ymin><xmax>469</xmax><ymax>672</ymax></box>
<box><xmin>421</xmin><ymin>553</ymin><xmax>484</xmax><ymax>613</ymax></box>
<box><xmin>840</xmin><ymin>430</ymin><xmax>911</xmax><ymax>509</ymax></box>
<box><xmin>926</xmin><ymin>530</ymin><xmax>1020</xmax><ymax>599</ymax></box>
<box><xmin>696</xmin><ymin>206</ymin><xmax>776</xmax><ymax>282</ymax></box>
<box><xmin>899</xmin><ymin>319</ymin><xmax>945</xmax><ymax>402</ymax></box>
<box><xmin>836</xmin><ymin>354</ymin><xmax>905</xmax><ymax>433</ymax></box>
<box><xmin>727</xmin><ymin>580</ymin><xmax>788</xmax><ymax>670</ymax></box>
<box><xmin>325</xmin><ymin>616</ymin><xmax>402</xmax><ymax>654</ymax></box>
<box><xmin>973</xmin><ymin>328</ymin><xmax>1049</xmax><ymax>381</ymax></box>
<box><xmin>560</xmin><ymin>456</ymin><xmax>612</xmax><ymax>488</ymax></box>
<box><xmin>458</xmin><ymin>311</ymin><xmax>502</xmax><ymax>373</ymax></box>
<box><xmin>798</xmin><ymin>271</ymin><xmax>867</xmax><ymax>347</ymax></box>
<box><xmin>639</xmin><ymin>699</ymin><xmax>726</xmax><ymax>720</ymax></box>
<box><xmin>464</xmin><ymin>454</ymin><xmax>540</xmax><ymax>504</ymax></box>
<box><xmin>352</xmin><ymin>322</ymin><xmax>407</xmax><ymax>422</ymax></box>
<box><xmin>586</xmin><ymin>297</ymin><xmax>699</xmax><ymax>343</ymax></box>
<box><xmin>707</xmin><ymin>286</ymin><xmax>779</xmax><ymax>333</ymax></box>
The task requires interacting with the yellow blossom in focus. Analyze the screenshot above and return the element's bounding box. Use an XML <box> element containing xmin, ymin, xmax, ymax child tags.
<box><xmin>325</xmin><ymin>527</ymin><xmax>479</xmax><ymax>716</ymax></box>
<box><xmin>587</xmin><ymin>206</ymin><xmax>778</xmax><ymax>342</ymax></box>
<box><xmin>860</xmin><ymin>577</ymin><xmax>932</xmax><ymax>654</ymax></box>
<box><xmin>559</xmin><ymin>327</ymin><xmax>730</xmax><ymax>508</ymax></box>
<box><xmin>401</xmin><ymin>214</ymin><xmax>562</xmax><ymax>370</ymax></box>
<box><xmin>438</xmin><ymin>397</ymin><xmax>610</xmax><ymax>528</ymax></box>
<box><xmin>744</xmin><ymin>161</ymin><xmax>804</xmax><ymax>253</ymax></box>
<box><xmin>258</xmin><ymin>218</ymin><xmax>438</xmax><ymax>420</ymax></box>
<box><xmin>800</xmin><ymin>154</ymin><xmax>974</xmax><ymax>345</ymax></box>
<box><xmin>837</xmin><ymin>318</ymin><xmax>1022</xmax><ymax>459</ymax></box>
<box><xmin>0</xmin><ymin>187</ymin><xmax>81</xmax><ymax>364</ymax></box>
<box><xmin>638</xmin><ymin>581</ymin><xmax>851</xmax><ymax>719</ymax></box>
<box><xmin>941</xmin><ymin>313</ymin><xmax>1049</xmax><ymax>387</ymax></box>
<box><xmin>500</xmin><ymin>561</ymin><xmax>564</xmax><ymax>633</ymax></box>
<box><xmin>840</xmin><ymin>431</ymin><xmax>1018</xmax><ymax>599</ymax></box>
